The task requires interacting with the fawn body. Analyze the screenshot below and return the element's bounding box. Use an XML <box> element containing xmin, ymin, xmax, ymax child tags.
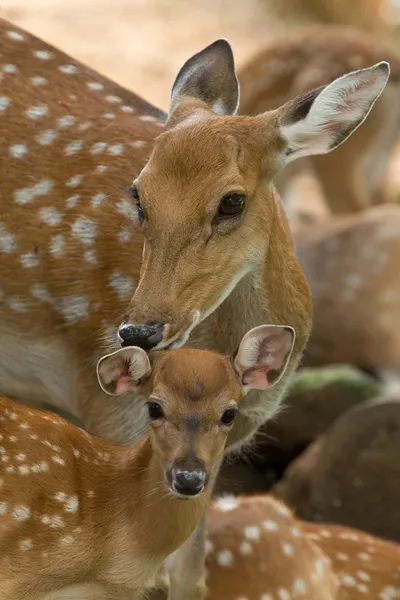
<box><xmin>0</xmin><ymin>18</ymin><xmax>390</xmax><ymax>600</ymax></box>
<box><xmin>239</xmin><ymin>25</ymin><xmax>400</xmax><ymax>214</ymax></box>
<box><xmin>0</xmin><ymin>325</ymin><xmax>295</xmax><ymax>600</ymax></box>
<box><xmin>206</xmin><ymin>494</ymin><xmax>400</xmax><ymax>600</ymax></box>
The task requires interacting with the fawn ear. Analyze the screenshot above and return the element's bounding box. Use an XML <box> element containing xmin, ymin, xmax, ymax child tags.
<box><xmin>233</xmin><ymin>325</ymin><xmax>295</xmax><ymax>391</ymax></box>
<box><xmin>96</xmin><ymin>347</ymin><xmax>151</xmax><ymax>396</ymax></box>
<box><xmin>169</xmin><ymin>39</ymin><xmax>239</xmax><ymax>119</ymax></box>
<box><xmin>278</xmin><ymin>61</ymin><xmax>390</xmax><ymax>163</ymax></box>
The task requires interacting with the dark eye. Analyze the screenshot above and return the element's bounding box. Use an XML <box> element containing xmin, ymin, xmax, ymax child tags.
<box><xmin>148</xmin><ymin>402</ymin><xmax>165</xmax><ymax>420</ymax></box>
<box><xmin>129</xmin><ymin>185</ymin><xmax>145</xmax><ymax>224</ymax></box>
<box><xmin>218</xmin><ymin>194</ymin><xmax>246</xmax><ymax>220</ymax></box>
<box><xmin>221</xmin><ymin>408</ymin><xmax>238</xmax><ymax>426</ymax></box>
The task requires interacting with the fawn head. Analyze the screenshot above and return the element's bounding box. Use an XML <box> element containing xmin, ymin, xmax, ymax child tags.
<box><xmin>117</xmin><ymin>40</ymin><xmax>389</xmax><ymax>351</ymax></box>
<box><xmin>98</xmin><ymin>324</ymin><xmax>294</xmax><ymax>498</ymax></box>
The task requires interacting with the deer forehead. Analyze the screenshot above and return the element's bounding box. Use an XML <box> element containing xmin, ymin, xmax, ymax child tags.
<box><xmin>152</xmin><ymin>351</ymin><xmax>240</xmax><ymax>403</ymax></box>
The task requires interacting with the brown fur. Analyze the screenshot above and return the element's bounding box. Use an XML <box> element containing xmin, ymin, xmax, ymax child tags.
<box><xmin>239</xmin><ymin>25</ymin><xmax>400</xmax><ymax>214</ymax></box>
<box><xmin>205</xmin><ymin>494</ymin><xmax>400</xmax><ymax>600</ymax></box>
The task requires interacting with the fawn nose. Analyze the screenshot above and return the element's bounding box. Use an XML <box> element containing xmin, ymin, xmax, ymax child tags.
<box><xmin>171</xmin><ymin>469</ymin><xmax>206</xmax><ymax>497</ymax></box>
<box><xmin>118</xmin><ymin>322</ymin><xmax>165</xmax><ymax>351</ymax></box>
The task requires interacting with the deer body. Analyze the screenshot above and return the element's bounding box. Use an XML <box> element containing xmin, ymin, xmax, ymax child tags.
<box><xmin>205</xmin><ymin>494</ymin><xmax>400</xmax><ymax>600</ymax></box>
<box><xmin>239</xmin><ymin>25</ymin><xmax>400</xmax><ymax>214</ymax></box>
<box><xmin>0</xmin><ymin>18</ymin><xmax>390</xmax><ymax>600</ymax></box>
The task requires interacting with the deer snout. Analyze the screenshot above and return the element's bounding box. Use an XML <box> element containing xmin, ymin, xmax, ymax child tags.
<box><xmin>118</xmin><ymin>322</ymin><xmax>165</xmax><ymax>351</ymax></box>
<box><xmin>167</xmin><ymin>463</ymin><xmax>208</xmax><ymax>498</ymax></box>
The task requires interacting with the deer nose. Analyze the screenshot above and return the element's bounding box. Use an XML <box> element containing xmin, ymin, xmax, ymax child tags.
<box><xmin>118</xmin><ymin>322</ymin><xmax>165</xmax><ymax>351</ymax></box>
<box><xmin>171</xmin><ymin>469</ymin><xmax>206</xmax><ymax>497</ymax></box>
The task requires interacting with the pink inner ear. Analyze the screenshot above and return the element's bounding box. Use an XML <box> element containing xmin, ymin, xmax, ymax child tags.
<box><xmin>242</xmin><ymin>366</ymin><xmax>271</xmax><ymax>390</ymax></box>
<box><xmin>115</xmin><ymin>376</ymin><xmax>132</xmax><ymax>395</ymax></box>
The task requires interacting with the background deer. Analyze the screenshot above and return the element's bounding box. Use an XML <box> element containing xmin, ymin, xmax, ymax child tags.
<box><xmin>0</xmin><ymin>324</ymin><xmax>294</xmax><ymax>599</ymax></box>
<box><xmin>239</xmin><ymin>25</ymin><xmax>400</xmax><ymax>215</ymax></box>
<box><xmin>205</xmin><ymin>493</ymin><xmax>400</xmax><ymax>600</ymax></box>
<box><xmin>0</xmin><ymin>17</ymin><xmax>390</xmax><ymax>600</ymax></box>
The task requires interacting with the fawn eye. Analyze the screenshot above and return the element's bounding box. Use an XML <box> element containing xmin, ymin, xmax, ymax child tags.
<box><xmin>217</xmin><ymin>193</ymin><xmax>246</xmax><ymax>220</ymax></box>
<box><xmin>128</xmin><ymin>185</ymin><xmax>145</xmax><ymax>224</ymax></box>
<box><xmin>148</xmin><ymin>402</ymin><xmax>165</xmax><ymax>420</ymax></box>
<box><xmin>220</xmin><ymin>407</ymin><xmax>239</xmax><ymax>426</ymax></box>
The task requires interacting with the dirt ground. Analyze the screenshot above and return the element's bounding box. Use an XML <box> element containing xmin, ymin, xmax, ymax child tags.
<box><xmin>2</xmin><ymin>0</ymin><xmax>400</xmax><ymax>220</ymax></box>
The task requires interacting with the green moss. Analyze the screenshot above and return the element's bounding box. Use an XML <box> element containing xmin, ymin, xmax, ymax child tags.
<box><xmin>291</xmin><ymin>365</ymin><xmax>380</xmax><ymax>400</ymax></box>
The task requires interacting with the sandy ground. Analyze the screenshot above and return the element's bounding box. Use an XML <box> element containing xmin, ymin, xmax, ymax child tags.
<box><xmin>1</xmin><ymin>0</ymin><xmax>399</xmax><ymax>220</ymax></box>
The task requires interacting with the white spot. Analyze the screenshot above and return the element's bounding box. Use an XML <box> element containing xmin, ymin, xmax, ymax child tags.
<box><xmin>276</xmin><ymin>503</ymin><xmax>291</xmax><ymax>517</ymax></box>
<box><xmin>31</xmin><ymin>76</ymin><xmax>47</xmax><ymax>86</ymax></box>
<box><xmin>79</xmin><ymin>120</ymin><xmax>93</xmax><ymax>131</ymax></box>
<box><xmin>8</xmin><ymin>436</ymin><xmax>17</xmax><ymax>442</ymax></box>
<box><xmin>121</xmin><ymin>105</ymin><xmax>135</xmax><ymax>113</ymax></box>
<box><xmin>36</xmin><ymin>129</ymin><xmax>57</xmax><ymax>145</ymax></box>
<box><xmin>87</xmin><ymin>490</ymin><xmax>95</xmax><ymax>498</ymax></box>
<box><xmin>139</xmin><ymin>115</ymin><xmax>158</xmax><ymax>123</ymax></box>
<box><xmin>16</xmin><ymin>454</ymin><xmax>26</xmax><ymax>461</ymax></box>
<box><xmin>103</xmin><ymin>113</ymin><xmax>115</xmax><ymax>120</ymax></box>
<box><xmin>65</xmin><ymin>495</ymin><xmax>79</xmax><ymax>513</ymax></box>
<box><xmin>358</xmin><ymin>553</ymin><xmax>372</xmax><ymax>561</ymax></box>
<box><xmin>319</xmin><ymin>529</ymin><xmax>331</xmax><ymax>538</ymax></box>
<box><xmin>91</xmin><ymin>193</ymin><xmax>107</xmax><ymax>208</ymax></box>
<box><xmin>20</xmin><ymin>539</ymin><xmax>33</xmax><ymax>552</ymax></box>
<box><xmin>106</xmin><ymin>95</ymin><xmax>122</xmax><ymax>104</ymax></box>
<box><xmin>31</xmin><ymin>283</ymin><xmax>55</xmax><ymax>303</ymax></box>
<box><xmin>34</xmin><ymin>50</ymin><xmax>53</xmax><ymax>60</ymax></box>
<box><xmin>59</xmin><ymin>64</ymin><xmax>78</xmax><ymax>74</ymax></box>
<box><xmin>73</xmin><ymin>449</ymin><xmax>80</xmax><ymax>459</ymax></box>
<box><xmin>9</xmin><ymin>144</ymin><xmax>27</xmax><ymax>162</ymax></box>
<box><xmin>87</xmin><ymin>81</ymin><xmax>104</xmax><ymax>91</ymax></box>
<box><xmin>41</xmin><ymin>514</ymin><xmax>64</xmax><ymax>528</ymax></box>
<box><xmin>341</xmin><ymin>575</ymin><xmax>357</xmax><ymax>588</ymax></box>
<box><xmin>278</xmin><ymin>589</ymin><xmax>291</xmax><ymax>600</ymax></box>
<box><xmin>58</xmin><ymin>295</ymin><xmax>89</xmax><ymax>324</ymax></box>
<box><xmin>18</xmin><ymin>465</ymin><xmax>30</xmax><ymax>475</ymax></box>
<box><xmin>263</xmin><ymin>520</ymin><xmax>279</xmax><ymax>532</ymax></box>
<box><xmin>0</xmin><ymin>96</ymin><xmax>10</xmax><ymax>111</ymax></box>
<box><xmin>3</xmin><ymin>64</ymin><xmax>18</xmax><ymax>73</ymax></box>
<box><xmin>357</xmin><ymin>584</ymin><xmax>369</xmax><ymax>593</ymax></box>
<box><xmin>7</xmin><ymin>31</ymin><xmax>25</xmax><ymax>41</ymax></box>
<box><xmin>379</xmin><ymin>586</ymin><xmax>398</xmax><ymax>599</ymax></box>
<box><xmin>357</xmin><ymin>571</ymin><xmax>371</xmax><ymax>582</ymax></box>
<box><xmin>25</xmin><ymin>104</ymin><xmax>49</xmax><ymax>120</ymax></box>
<box><xmin>65</xmin><ymin>174</ymin><xmax>83</xmax><ymax>188</ymax></box>
<box><xmin>108</xmin><ymin>144</ymin><xmax>125</xmax><ymax>155</ymax></box>
<box><xmin>282</xmin><ymin>542</ymin><xmax>294</xmax><ymax>557</ymax></box>
<box><xmin>66</xmin><ymin>194</ymin><xmax>80</xmax><ymax>209</ymax></box>
<box><xmin>131</xmin><ymin>140</ymin><xmax>146</xmax><ymax>148</ymax></box>
<box><xmin>7</xmin><ymin>298</ymin><xmax>28</xmax><ymax>313</ymax></box>
<box><xmin>261</xmin><ymin>596</ymin><xmax>273</xmax><ymax>600</ymax></box>
<box><xmin>0</xmin><ymin>502</ymin><xmax>8</xmax><ymax>515</ymax></box>
<box><xmin>84</xmin><ymin>249</ymin><xmax>97</xmax><ymax>264</ymax></box>
<box><xmin>65</xmin><ymin>140</ymin><xmax>84</xmax><ymax>155</ymax></box>
<box><xmin>60</xmin><ymin>536</ymin><xmax>74</xmax><ymax>544</ymax></box>
<box><xmin>315</xmin><ymin>558</ymin><xmax>325</xmax><ymax>577</ymax></box>
<box><xmin>336</xmin><ymin>553</ymin><xmax>349</xmax><ymax>561</ymax></box>
<box><xmin>291</xmin><ymin>527</ymin><xmax>302</xmax><ymax>538</ymax></box>
<box><xmin>340</xmin><ymin>532</ymin><xmax>359</xmax><ymax>541</ymax></box>
<box><xmin>117</xmin><ymin>198</ymin><xmax>138</xmax><ymax>222</ymax></box>
<box><xmin>95</xmin><ymin>165</ymin><xmax>108</xmax><ymax>173</ymax></box>
<box><xmin>216</xmin><ymin>549</ymin><xmax>234</xmax><ymax>567</ymax></box>
<box><xmin>244</xmin><ymin>525</ymin><xmax>260</xmax><ymax>542</ymax></box>
<box><xmin>52</xmin><ymin>455</ymin><xmax>65</xmax><ymax>466</ymax></box>
<box><xmin>71</xmin><ymin>216</ymin><xmax>98</xmax><ymax>245</ymax></box>
<box><xmin>39</xmin><ymin>207</ymin><xmax>62</xmax><ymax>226</ymax></box>
<box><xmin>0</xmin><ymin>222</ymin><xmax>17</xmax><ymax>253</ymax></box>
<box><xmin>109</xmin><ymin>272</ymin><xmax>135</xmax><ymax>300</ymax></box>
<box><xmin>57</xmin><ymin>115</ymin><xmax>76</xmax><ymax>128</ymax></box>
<box><xmin>49</xmin><ymin>234</ymin><xmax>65</xmax><ymax>257</ymax></box>
<box><xmin>20</xmin><ymin>252</ymin><xmax>39</xmax><ymax>268</ymax></box>
<box><xmin>12</xmin><ymin>505</ymin><xmax>31</xmax><ymax>521</ymax></box>
<box><xmin>14</xmin><ymin>179</ymin><xmax>54</xmax><ymax>204</ymax></box>
<box><xmin>239</xmin><ymin>541</ymin><xmax>252</xmax><ymax>555</ymax></box>
<box><xmin>90</xmin><ymin>142</ymin><xmax>107</xmax><ymax>155</ymax></box>
<box><xmin>215</xmin><ymin>495</ymin><xmax>239</xmax><ymax>512</ymax></box>
<box><xmin>293</xmin><ymin>579</ymin><xmax>307</xmax><ymax>596</ymax></box>
<box><xmin>118</xmin><ymin>227</ymin><xmax>133</xmax><ymax>243</ymax></box>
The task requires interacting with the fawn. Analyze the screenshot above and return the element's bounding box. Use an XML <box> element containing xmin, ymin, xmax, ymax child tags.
<box><xmin>205</xmin><ymin>493</ymin><xmax>400</xmax><ymax>600</ymax></box>
<box><xmin>0</xmin><ymin>324</ymin><xmax>295</xmax><ymax>599</ymax></box>
<box><xmin>239</xmin><ymin>25</ymin><xmax>400</xmax><ymax>215</ymax></box>
<box><xmin>0</xmin><ymin>17</ymin><xmax>390</xmax><ymax>600</ymax></box>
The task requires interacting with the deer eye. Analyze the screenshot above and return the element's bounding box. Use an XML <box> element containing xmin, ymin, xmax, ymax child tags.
<box><xmin>220</xmin><ymin>407</ymin><xmax>239</xmax><ymax>426</ymax></box>
<box><xmin>128</xmin><ymin>185</ymin><xmax>145</xmax><ymax>224</ymax></box>
<box><xmin>147</xmin><ymin>402</ymin><xmax>165</xmax><ymax>420</ymax></box>
<box><xmin>217</xmin><ymin>193</ymin><xmax>246</xmax><ymax>220</ymax></box>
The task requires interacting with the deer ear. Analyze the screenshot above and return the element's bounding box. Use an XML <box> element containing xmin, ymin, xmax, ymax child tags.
<box><xmin>169</xmin><ymin>39</ymin><xmax>239</xmax><ymax>119</ymax></box>
<box><xmin>96</xmin><ymin>347</ymin><xmax>151</xmax><ymax>396</ymax></box>
<box><xmin>278</xmin><ymin>61</ymin><xmax>390</xmax><ymax>163</ymax></box>
<box><xmin>233</xmin><ymin>325</ymin><xmax>295</xmax><ymax>391</ymax></box>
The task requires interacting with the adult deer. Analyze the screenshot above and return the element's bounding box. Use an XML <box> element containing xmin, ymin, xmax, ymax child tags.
<box><xmin>0</xmin><ymin>18</ymin><xmax>390</xmax><ymax>600</ymax></box>
<box><xmin>205</xmin><ymin>493</ymin><xmax>400</xmax><ymax>600</ymax></box>
<box><xmin>0</xmin><ymin>325</ymin><xmax>294</xmax><ymax>600</ymax></box>
<box><xmin>239</xmin><ymin>25</ymin><xmax>400</xmax><ymax>214</ymax></box>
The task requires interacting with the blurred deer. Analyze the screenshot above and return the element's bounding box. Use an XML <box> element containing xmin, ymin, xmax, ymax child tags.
<box><xmin>239</xmin><ymin>25</ymin><xmax>400</xmax><ymax>214</ymax></box>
